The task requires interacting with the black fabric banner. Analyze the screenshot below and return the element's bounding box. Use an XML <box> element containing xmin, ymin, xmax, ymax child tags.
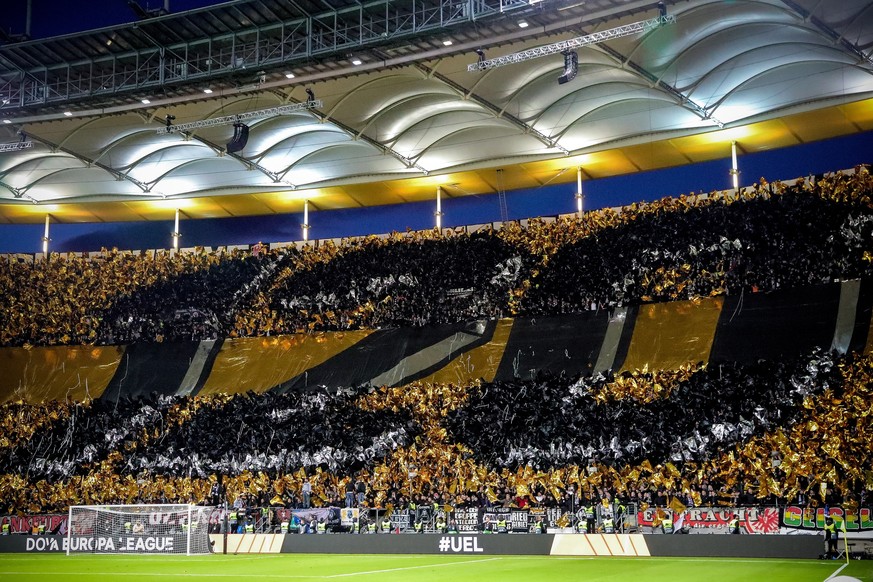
<box><xmin>276</xmin><ymin>321</ymin><xmax>496</xmax><ymax>391</ymax></box>
<box><xmin>495</xmin><ymin>313</ymin><xmax>609</xmax><ymax>380</ymax></box>
<box><xmin>101</xmin><ymin>341</ymin><xmax>201</xmax><ymax>401</ymax></box>
<box><xmin>710</xmin><ymin>283</ymin><xmax>840</xmax><ymax>364</ymax></box>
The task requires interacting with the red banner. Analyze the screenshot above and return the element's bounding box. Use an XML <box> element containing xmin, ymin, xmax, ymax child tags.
<box><xmin>0</xmin><ymin>514</ymin><xmax>68</xmax><ymax>535</ymax></box>
<box><xmin>636</xmin><ymin>507</ymin><xmax>779</xmax><ymax>534</ymax></box>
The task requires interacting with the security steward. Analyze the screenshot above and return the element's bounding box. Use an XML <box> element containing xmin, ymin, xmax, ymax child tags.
<box><xmin>381</xmin><ymin>515</ymin><xmax>393</xmax><ymax>533</ymax></box>
<box><xmin>823</xmin><ymin>516</ymin><xmax>838</xmax><ymax>559</ymax></box>
<box><xmin>435</xmin><ymin>515</ymin><xmax>447</xmax><ymax>533</ymax></box>
<box><xmin>729</xmin><ymin>514</ymin><xmax>741</xmax><ymax>535</ymax></box>
<box><xmin>228</xmin><ymin>509</ymin><xmax>239</xmax><ymax>533</ymax></box>
<box><xmin>661</xmin><ymin>515</ymin><xmax>673</xmax><ymax>534</ymax></box>
<box><xmin>496</xmin><ymin>516</ymin><xmax>508</xmax><ymax>534</ymax></box>
<box><xmin>585</xmin><ymin>503</ymin><xmax>596</xmax><ymax>534</ymax></box>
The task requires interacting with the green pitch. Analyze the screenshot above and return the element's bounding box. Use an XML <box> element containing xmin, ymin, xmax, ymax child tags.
<box><xmin>0</xmin><ymin>554</ymin><xmax>871</xmax><ymax>581</ymax></box>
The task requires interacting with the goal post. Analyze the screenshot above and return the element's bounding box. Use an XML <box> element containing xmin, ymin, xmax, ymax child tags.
<box><xmin>66</xmin><ymin>504</ymin><xmax>214</xmax><ymax>555</ymax></box>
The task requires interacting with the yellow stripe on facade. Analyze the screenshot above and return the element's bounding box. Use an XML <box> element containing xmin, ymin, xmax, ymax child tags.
<box><xmin>199</xmin><ymin>331</ymin><xmax>372</xmax><ymax>396</ymax></box>
<box><xmin>0</xmin><ymin>345</ymin><xmax>125</xmax><ymax>403</ymax></box>
<box><xmin>621</xmin><ymin>297</ymin><xmax>724</xmax><ymax>372</ymax></box>
<box><xmin>414</xmin><ymin>319</ymin><xmax>515</xmax><ymax>385</ymax></box>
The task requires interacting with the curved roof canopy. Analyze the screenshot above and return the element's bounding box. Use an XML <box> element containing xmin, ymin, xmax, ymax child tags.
<box><xmin>0</xmin><ymin>0</ymin><xmax>872</xmax><ymax>222</ymax></box>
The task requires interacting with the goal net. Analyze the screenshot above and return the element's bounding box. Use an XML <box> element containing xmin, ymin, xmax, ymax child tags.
<box><xmin>66</xmin><ymin>504</ymin><xmax>213</xmax><ymax>555</ymax></box>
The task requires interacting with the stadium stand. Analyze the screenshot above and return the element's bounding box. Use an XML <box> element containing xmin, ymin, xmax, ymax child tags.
<box><xmin>1</xmin><ymin>0</ymin><xmax>872</xmax><ymax>550</ymax></box>
<box><xmin>1</xmin><ymin>170</ymin><xmax>871</xmax><ymax>530</ymax></box>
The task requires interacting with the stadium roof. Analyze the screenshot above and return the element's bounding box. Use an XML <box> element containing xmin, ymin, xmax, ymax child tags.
<box><xmin>0</xmin><ymin>0</ymin><xmax>872</xmax><ymax>224</ymax></box>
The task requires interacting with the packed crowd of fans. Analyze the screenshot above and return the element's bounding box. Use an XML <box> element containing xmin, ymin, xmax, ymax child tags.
<box><xmin>0</xmin><ymin>247</ymin><xmax>280</xmax><ymax>346</ymax></box>
<box><xmin>0</xmin><ymin>168</ymin><xmax>871</xmax><ymax>517</ymax></box>
<box><xmin>1</xmin><ymin>169</ymin><xmax>872</xmax><ymax>347</ymax></box>
<box><xmin>444</xmin><ymin>349</ymin><xmax>839</xmax><ymax>469</ymax></box>
<box><xmin>0</xmin><ymin>349</ymin><xmax>869</xmax><ymax>515</ymax></box>
<box><xmin>520</xmin><ymin>183</ymin><xmax>873</xmax><ymax>313</ymax></box>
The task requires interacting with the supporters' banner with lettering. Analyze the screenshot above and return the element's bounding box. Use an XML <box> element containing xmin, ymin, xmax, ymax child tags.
<box><xmin>546</xmin><ymin>508</ymin><xmax>568</xmax><ymax>528</ymax></box>
<box><xmin>291</xmin><ymin>507</ymin><xmax>340</xmax><ymax>527</ymax></box>
<box><xmin>528</xmin><ymin>508</ymin><xmax>547</xmax><ymax>533</ymax></box>
<box><xmin>452</xmin><ymin>508</ymin><xmax>481</xmax><ymax>532</ymax></box>
<box><xmin>448</xmin><ymin>508</ymin><xmax>533</xmax><ymax>532</ymax></box>
<box><xmin>782</xmin><ymin>506</ymin><xmax>873</xmax><ymax>532</ymax></box>
<box><xmin>0</xmin><ymin>511</ymin><xmax>227</xmax><ymax>536</ymax></box>
<box><xmin>482</xmin><ymin>507</ymin><xmax>529</xmax><ymax>532</ymax></box>
<box><xmin>636</xmin><ymin>507</ymin><xmax>780</xmax><ymax>534</ymax></box>
<box><xmin>0</xmin><ymin>514</ymin><xmax>68</xmax><ymax>535</ymax></box>
<box><xmin>509</xmin><ymin>509</ymin><xmax>530</xmax><ymax>533</ymax></box>
<box><xmin>389</xmin><ymin>510</ymin><xmax>411</xmax><ymax>532</ymax></box>
<box><xmin>415</xmin><ymin>506</ymin><xmax>434</xmax><ymax>525</ymax></box>
<box><xmin>207</xmin><ymin>508</ymin><xmax>226</xmax><ymax>525</ymax></box>
<box><xmin>340</xmin><ymin>508</ymin><xmax>360</xmax><ymax>528</ymax></box>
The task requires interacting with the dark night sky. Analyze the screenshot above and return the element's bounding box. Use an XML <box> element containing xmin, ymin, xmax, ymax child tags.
<box><xmin>1</xmin><ymin>0</ymin><xmax>231</xmax><ymax>40</ymax></box>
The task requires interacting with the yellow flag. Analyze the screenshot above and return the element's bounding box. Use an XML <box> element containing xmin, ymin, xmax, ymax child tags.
<box><xmin>668</xmin><ymin>496</ymin><xmax>687</xmax><ymax>515</ymax></box>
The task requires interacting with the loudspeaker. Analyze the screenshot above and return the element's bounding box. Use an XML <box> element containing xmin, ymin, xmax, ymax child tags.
<box><xmin>558</xmin><ymin>51</ymin><xmax>579</xmax><ymax>85</ymax></box>
<box><xmin>226</xmin><ymin>122</ymin><xmax>249</xmax><ymax>153</ymax></box>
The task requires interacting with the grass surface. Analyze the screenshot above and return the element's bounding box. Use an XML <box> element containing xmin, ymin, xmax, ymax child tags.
<box><xmin>0</xmin><ymin>554</ymin><xmax>871</xmax><ymax>581</ymax></box>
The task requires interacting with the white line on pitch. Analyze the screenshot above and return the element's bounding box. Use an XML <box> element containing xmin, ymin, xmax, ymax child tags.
<box><xmin>825</xmin><ymin>562</ymin><xmax>849</xmax><ymax>581</ymax></box>
<box><xmin>490</xmin><ymin>556</ymin><xmax>830</xmax><ymax>564</ymax></box>
<box><xmin>0</xmin><ymin>558</ymin><xmax>504</xmax><ymax>580</ymax></box>
<box><xmin>323</xmin><ymin>557</ymin><xmax>503</xmax><ymax>578</ymax></box>
<box><xmin>0</xmin><ymin>573</ymin><xmax>319</xmax><ymax>579</ymax></box>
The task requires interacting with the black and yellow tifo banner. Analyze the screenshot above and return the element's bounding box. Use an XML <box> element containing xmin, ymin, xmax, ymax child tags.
<box><xmin>0</xmin><ymin>345</ymin><xmax>125</xmax><ymax>404</ymax></box>
<box><xmin>1</xmin><ymin>280</ymin><xmax>871</xmax><ymax>403</ymax></box>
